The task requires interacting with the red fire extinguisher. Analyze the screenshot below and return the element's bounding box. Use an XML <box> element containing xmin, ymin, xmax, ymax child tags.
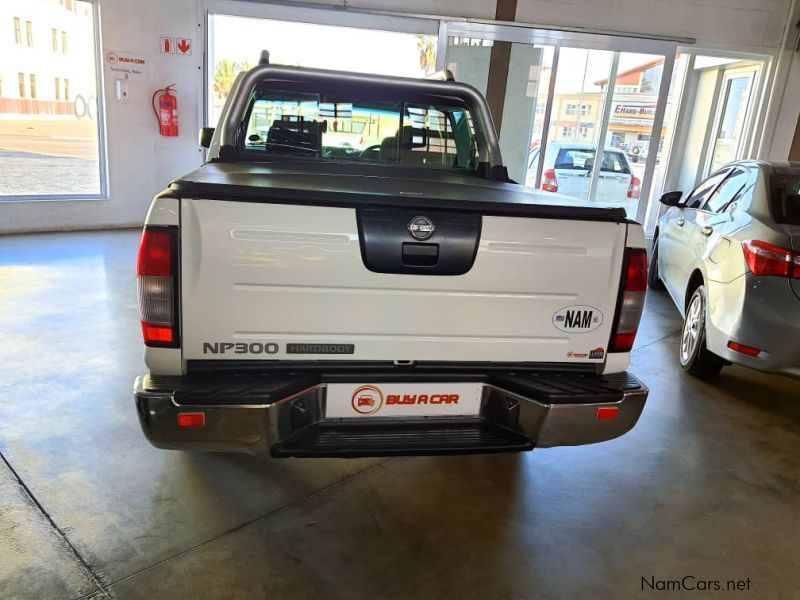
<box><xmin>152</xmin><ymin>84</ymin><xmax>179</xmax><ymax>137</ymax></box>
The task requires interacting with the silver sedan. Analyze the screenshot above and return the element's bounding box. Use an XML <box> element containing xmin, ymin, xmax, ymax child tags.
<box><xmin>650</xmin><ymin>160</ymin><xmax>800</xmax><ymax>378</ymax></box>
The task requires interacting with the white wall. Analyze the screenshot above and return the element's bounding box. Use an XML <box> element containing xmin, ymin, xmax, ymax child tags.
<box><xmin>515</xmin><ymin>0</ymin><xmax>791</xmax><ymax>53</ymax></box>
<box><xmin>1</xmin><ymin>0</ymin><xmax>798</xmax><ymax>233</ymax></box>
<box><xmin>763</xmin><ymin>0</ymin><xmax>800</xmax><ymax>161</ymax></box>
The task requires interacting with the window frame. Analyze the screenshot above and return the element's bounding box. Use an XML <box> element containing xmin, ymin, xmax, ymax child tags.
<box><xmin>700</xmin><ymin>167</ymin><xmax>749</xmax><ymax>213</ymax></box>
<box><xmin>0</xmin><ymin>0</ymin><xmax>108</xmax><ymax>203</ymax></box>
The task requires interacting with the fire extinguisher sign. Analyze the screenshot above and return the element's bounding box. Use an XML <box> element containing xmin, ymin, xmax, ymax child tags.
<box><xmin>160</xmin><ymin>37</ymin><xmax>175</xmax><ymax>54</ymax></box>
<box><xmin>160</xmin><ymin>37</ymin><xmax>192</xmax><ymax>56</ymax></box>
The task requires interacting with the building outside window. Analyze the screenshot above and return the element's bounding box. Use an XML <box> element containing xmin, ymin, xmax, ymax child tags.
<box><xmin>565</xmin><ymin>103</ymin><xmax>577</xmax><ymax>116</ymax></box>
<box><xmin>580</xmin><ymin>104</ymin><xmax>591</xmax><ymax>116</ymax></box>
<box><xmin>1</xmin><ymin>1</ymin><xmax>104</xmax><ymax>199</ymax></box>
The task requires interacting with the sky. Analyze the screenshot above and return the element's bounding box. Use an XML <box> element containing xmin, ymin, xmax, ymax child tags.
<box><xmin>212</xmin><ymin>15</ymin><xmax>432</xmax><ymax>77</ymax></box>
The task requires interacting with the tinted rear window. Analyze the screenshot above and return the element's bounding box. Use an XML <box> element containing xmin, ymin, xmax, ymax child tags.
<box><xmin>770</xmin><ymin>171</ymin><xmax>800</xmax><ymax>225</ymax></box>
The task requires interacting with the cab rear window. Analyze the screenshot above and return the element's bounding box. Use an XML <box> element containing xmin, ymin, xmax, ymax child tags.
<box><xmin>770</xmin><ymin>172</ymin><xmax>800</xmax><ymax>225</ymax></box>
<box><xmin>238</xmin><ymin>86</ymin><xmax>480</xmax><ymax>173</ymax></box>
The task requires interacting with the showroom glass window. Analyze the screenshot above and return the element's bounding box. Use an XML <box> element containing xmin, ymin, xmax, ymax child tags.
<box><xmin>0</xmin><ymin>0</ymin><xmax>104</xmax><ymax>199</ymax></box>
<box><xmin>208</xmin><ymin>14</ymin><xmax>437</xmax><ymax>126</ymax></box>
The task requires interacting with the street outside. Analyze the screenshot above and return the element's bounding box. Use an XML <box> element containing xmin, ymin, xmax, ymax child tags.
<box><xmin>0</xmin><ymin>118</ymin><xmax>100</xmax><ymax>197</ymax></box>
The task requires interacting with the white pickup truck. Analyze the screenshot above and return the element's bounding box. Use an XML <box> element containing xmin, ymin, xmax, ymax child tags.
<box><xmin>134</xmin><ymin>55</ymin><xmax>649</xmax><ymax>458</ymax></box>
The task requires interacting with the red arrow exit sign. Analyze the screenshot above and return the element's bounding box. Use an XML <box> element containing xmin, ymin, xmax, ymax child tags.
<box><xmin>159</xmin><ymin>37</ymin><xmax>191</xmax><ymax>56</ymax></box>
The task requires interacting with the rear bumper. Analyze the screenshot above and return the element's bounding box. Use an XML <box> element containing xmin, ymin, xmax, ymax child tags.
<box><xmin>134</xmin><ymin>370</ymin><xmax>648</xmax><ymax>458</ymax></box>
<box><xmin>707</xmin><ymin>274</ymin><xmax>800</xmax><ymax>377</ymax></box>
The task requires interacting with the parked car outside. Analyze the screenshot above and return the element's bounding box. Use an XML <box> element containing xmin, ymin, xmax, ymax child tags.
<box><xmin>650</xmin><ymin>160</ymin><xmax>800</xmax><ymax>378</ymax></box>
<box><xmin>525</xmin><ymin>142</ymin><xmax>641</xmax><ymax>218</ymax></box>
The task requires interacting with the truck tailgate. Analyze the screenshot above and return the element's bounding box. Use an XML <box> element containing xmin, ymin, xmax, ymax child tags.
<box><xmin>180</xmin><ymin>198</ymin><xmax>626</xmax><ymax>364</ymax></box>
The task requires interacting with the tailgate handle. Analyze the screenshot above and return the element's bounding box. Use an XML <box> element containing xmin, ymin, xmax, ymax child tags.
<box><xmin>402</xmin><ymin>242</ymin><xmax>439</xmax><ymax>266</ymax></box>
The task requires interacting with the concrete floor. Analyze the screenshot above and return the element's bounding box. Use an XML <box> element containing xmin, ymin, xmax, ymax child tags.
<box><xmin>1</xmin><ymin>229</ymin><xmax>799</xmax><ymax>599</ymax></box>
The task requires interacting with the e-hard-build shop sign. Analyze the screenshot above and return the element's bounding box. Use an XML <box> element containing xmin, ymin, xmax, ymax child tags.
<box><xmin>105</xmin><ymin>51</ymin><xmax>148</xmax><ymax>81</ymax></box>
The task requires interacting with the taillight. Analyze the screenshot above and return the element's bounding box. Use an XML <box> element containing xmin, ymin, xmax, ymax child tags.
<box><xmin>542</xmin><ymin>169</ymin><xmax>558</xmax><ymax>192</ymax></box>
<box><xmin>610</xmin><ymin>248</ymin><xmax>647</xmax><ymax>352</ymax></box>
<box><xmin>627</xmin><ymin>176</ymin><xmax>641</xmax><ymax>199</ymax></box>
<box><xmin>742</xmin><ymin>240</ymin><xmax>800</xmax><ymax>279</ymax></box>
<box><xmin>137</xmin><ymin>227</ymin><xmax>179</xmax><ymax>347</ymax></box>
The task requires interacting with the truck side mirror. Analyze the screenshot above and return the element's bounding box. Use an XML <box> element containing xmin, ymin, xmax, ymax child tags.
<box><xmin>199</xmin><ymin>127</ymin><xmax>215</xmax><ymax>149</ymax></box>
<box><xmin>659</xmin><ymin>191</ymin><xmax>683</xmax><ymax>206</ymax></box>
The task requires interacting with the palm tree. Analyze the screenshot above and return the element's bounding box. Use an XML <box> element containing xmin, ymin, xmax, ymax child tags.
<box><xmin>214</xmin><ymin>59</ymin><xmax>254</xmax><ymax>100</ymax></box>
<box><xmin>416</xmin><ymin>35</ymin><xmax>436</xmax><ymax>75</ymax></box>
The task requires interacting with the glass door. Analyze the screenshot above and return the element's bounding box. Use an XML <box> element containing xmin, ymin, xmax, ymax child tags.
<box><xmin>707</xmin><ymin>69</ymin><xmax>757</xmax><ymax>174</ymax></box>
<box><xmin>440</xmin><ymin>23</ymin><xmax>676</xmax><ymax>221</ymax></box>
<box><xmin>651</xmin><ymin>54</ymin><xmax>769</xmax><ymax>235</ymax></box>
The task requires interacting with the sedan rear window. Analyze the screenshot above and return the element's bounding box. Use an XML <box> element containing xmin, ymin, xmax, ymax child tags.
<box><xmin>553</xmin><ymin>148</ymin><xmax>631</xmax><ymax>174</ymax></box>
<box><xmin>770</xmin><ymin>172</ymin><xmax>800</xmax><ymax>225</ymax></box>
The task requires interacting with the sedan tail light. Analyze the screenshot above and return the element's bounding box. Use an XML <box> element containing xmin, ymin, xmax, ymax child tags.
<box><xmin>541</xmin><ymin>169</ymin><xmax>558</xmax><ymax>192</ymax></box>
<box><xmin>137</xmin><ymin>227</ymin><xmax>180</xmax><ymax>347</ymax></box>
<box><xmin>610</xmin><ymin>248</ymin><xmax>648</xmax><ymax>352</ymax></box>
<box><xmin>627</xmin><ymin>176</ymin><xmax>641</xmax><ymax>199</ymax></box>
<box><xmin>741</xmin><ymin>240</ymin><xmax>800</xmax><ymax>280</ymax></box>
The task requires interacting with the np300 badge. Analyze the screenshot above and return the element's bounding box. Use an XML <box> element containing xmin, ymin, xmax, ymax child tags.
<box><xmin>407</xmin><ymin>216</ymin><xmax>436</xmax><ymax>240</ymax></box>
<box><xmin>553</xmin><ymin>305</ymin><xmax>603</xmax><ymax>333</ymax></box>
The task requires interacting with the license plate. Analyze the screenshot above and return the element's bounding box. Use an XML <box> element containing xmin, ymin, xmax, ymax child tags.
<box><xmin>325</xmin><ymin>382</ymin><xmax>482</xmax><ymax>419</ymax></box>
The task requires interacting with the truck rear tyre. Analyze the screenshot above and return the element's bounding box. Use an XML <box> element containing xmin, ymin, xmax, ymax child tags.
<box><xmin>679</xmin><ymin>285</ymin><xmax>724</xmax><ymax>378</ymax></box>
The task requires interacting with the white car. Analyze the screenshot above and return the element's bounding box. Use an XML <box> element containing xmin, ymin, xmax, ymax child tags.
<box><xmin>133</xmin><ymin>56</ymin><xmax>649</xmax><ymax>458</ymax></box>
<box><xmin>526</xmin><ymin>142</ymin><xmax>641</xmax><ymax>215</ymax></box>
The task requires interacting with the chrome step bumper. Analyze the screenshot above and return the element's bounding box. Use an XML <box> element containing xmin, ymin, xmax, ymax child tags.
<box><xmin>134</xmin><ymin>372</ymin><xmax>647</xmax><ymax>457</ymax></box>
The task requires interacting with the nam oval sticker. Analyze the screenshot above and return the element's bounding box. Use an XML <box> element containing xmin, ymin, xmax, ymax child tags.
<box><xmin>553</xmin><ymin>305</ymin><xmax>603</xmax><ymax>333</ymax></box>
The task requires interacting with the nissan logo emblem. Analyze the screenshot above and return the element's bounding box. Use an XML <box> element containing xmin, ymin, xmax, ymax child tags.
<box><xmin>407</xmin><ymin>216</ymin><xmax>436</xmax><ymax>241</ymax></box>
